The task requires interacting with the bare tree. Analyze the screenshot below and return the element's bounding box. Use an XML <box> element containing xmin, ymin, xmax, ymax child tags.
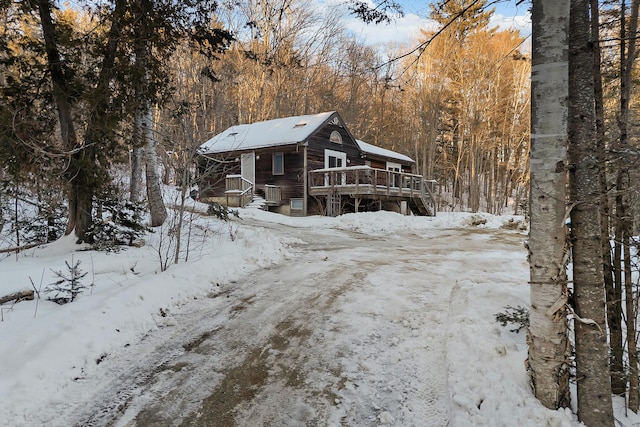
<box><xmin>615</xmin><ymin>0</ymin><xmax>640</xmax><ymax>410</ymax></box>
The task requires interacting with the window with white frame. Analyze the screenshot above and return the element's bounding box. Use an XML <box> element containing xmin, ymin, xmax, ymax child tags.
<box><xmin>290</xmin><ymin>199</ymin><xmax>304</xmax><ymax>210</ymax></box>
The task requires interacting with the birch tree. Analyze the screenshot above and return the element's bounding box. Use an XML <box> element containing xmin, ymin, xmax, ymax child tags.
<box><xmin>527</xmin><ymin>0</ymin><xmax>571</xmax><ymax>410</ymax></box>
<box><xmin>131</xmin><ymin>0</ymin><xmax>166</xmax><ymax>226</ymax></box>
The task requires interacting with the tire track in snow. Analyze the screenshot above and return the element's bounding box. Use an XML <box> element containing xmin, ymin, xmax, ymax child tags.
<box><xmin>76</xmin><ymin>220</ymin><xmax>458</xmax><ymax>426</ymax></box>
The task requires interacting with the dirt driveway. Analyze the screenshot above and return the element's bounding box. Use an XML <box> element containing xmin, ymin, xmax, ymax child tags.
<box><xmin>76</xmin><ymin>219</ymin><xmax>523</xmax><ymax>427</ymax></box>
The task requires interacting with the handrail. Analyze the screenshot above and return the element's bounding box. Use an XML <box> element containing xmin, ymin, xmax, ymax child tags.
<box><xmin>308</xmin><ymin>166</ymin><xmax>436</xmax><ymax>215</ymax></box>
<box><xmin>225</xmin><ymin>175</ymin><xmax>253</xmax><ymax>208</ymax></box>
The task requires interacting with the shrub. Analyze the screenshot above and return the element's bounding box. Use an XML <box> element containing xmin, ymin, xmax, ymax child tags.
<box><xmin>495</xmin><ymin>305</ymin><xmax>530</xmax><ymax>333</ymax></box>
<box><xmin>88</xmin><ymin>198</ymin><xmax>150</xmax><ymax>251</ymax></box>
<box><xmin>206</xmin><ymin>202</ymin><xmax>239</xmax><ymax>221</ymax></box>
<box><xmin>44</xmin><ymin>257</ymin><xmax>88</xmax><ymax>304</ymax></box>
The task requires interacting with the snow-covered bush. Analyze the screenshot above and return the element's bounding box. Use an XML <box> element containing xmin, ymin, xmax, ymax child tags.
<box><xmin>14</xmin><ymin>206</ymin><xmax>66</xmax><ymax>244</ymax></box>
<box><xmin>1</xmin><ymin>181</ymin><xmax>67</xmax><ymax>245</ymax></box>
<box><xmin>206</xmin><ymin>202</ymin><xmax>238</xmax><ymax>221</ymax></box>
<box><xmin>87</xmin><ymin>198</ymin><xmax>150</xmax><ymax>252</ymax></box>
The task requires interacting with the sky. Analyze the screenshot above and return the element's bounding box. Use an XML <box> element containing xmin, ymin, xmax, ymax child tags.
<box><xmin>341</xmin><ymin>0</ymin><xmax>532</xmax><ymax>46</ymax></box>
<box><xmin>1</xmin><ymin>190</ymin><xmax>638</xmax><ymax>426</ymax></box>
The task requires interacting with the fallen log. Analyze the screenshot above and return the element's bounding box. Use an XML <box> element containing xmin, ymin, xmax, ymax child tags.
<box><xmin>0</xmin><ymin>290</ymin><xmax>35</xmax><ymax>305</ymax></box>
<box><xmin>0</xmin><ymin>242</ymin><xmax>44</xmax><ymax>255</ymax></box>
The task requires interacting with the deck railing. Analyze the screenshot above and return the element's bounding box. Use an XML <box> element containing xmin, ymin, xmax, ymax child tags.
<box><xmin>264</xmin><ymin>184</ymin><xmax>282</xmax><ymax>205</ymax></box>
<box><xmin>225</xmin><ymin>175</ymin><xmax>253</xmax><ymax>208</ymax></box>
<box><xmin>308</xmin><ymin>166</ymin><xmax>436</xmax><ymax>215</ymax></box>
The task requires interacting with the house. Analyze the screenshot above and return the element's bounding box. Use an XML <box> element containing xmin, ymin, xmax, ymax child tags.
<box><xmin>198</xmin><ymin>111</ymin><xmax>435</xmax><ymax>217</ymax></box>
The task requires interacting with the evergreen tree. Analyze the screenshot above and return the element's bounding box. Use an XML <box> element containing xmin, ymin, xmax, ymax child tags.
<box><xmin>429</xmin><ymin>0</ymin><xmax>494</xmax><ymax>39</ymax></box>
<box><xmin>0</xmin><ymin>0</ymin><xmax>232</xmax><ymax>243</ymax></box>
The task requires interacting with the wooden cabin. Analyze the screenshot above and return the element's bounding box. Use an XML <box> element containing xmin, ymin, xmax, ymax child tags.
<box><xmin>198</xmin><ymin>111</ymin><xmax>435</xmax><ymax>217</ymax></box>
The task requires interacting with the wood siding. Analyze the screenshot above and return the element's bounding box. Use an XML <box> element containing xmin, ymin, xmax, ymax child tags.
<box><xmin>253</xmin><ymin>146</ymin><xmax>305</xmax><ymax>201</ymax></box>
<box><xmin>198</xmin><ymin>156</ymin><xmax>240</xmax><ymax>197</ymax></box>
<box><xmin>306</xmin><ymin>122</ymin><xmax>363</xmax><ymax>170</ymax></box>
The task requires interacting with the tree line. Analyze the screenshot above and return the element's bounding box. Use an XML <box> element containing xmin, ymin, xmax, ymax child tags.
<box><xmin>1</xmin><ymin>0</ymin><xmax>532</xmax><ymax>249</ymax></box>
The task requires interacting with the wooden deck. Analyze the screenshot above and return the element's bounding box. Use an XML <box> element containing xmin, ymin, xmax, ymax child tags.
<box><xmin>308</xmin><ymin>166</ymin><xmax>436</xmax><ymax>216</ymax></box>
<box><xmin>224</xmin><ymin>167</ymin><xmax>436</xmax><ymax>216</ymax></box>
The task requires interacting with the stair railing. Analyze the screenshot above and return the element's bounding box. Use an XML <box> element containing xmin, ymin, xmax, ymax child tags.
<box><xmin>225</xmin><ymin>175</ymin><xmax>253</xmax><ymax>208</ymax></box>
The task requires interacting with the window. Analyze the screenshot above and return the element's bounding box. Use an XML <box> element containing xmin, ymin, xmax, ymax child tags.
<box><xmin>273</xmin><ymin>152</ymin><xmax>284</xmax><ymax>175</ymax></box>
<box><xmin>330</xmin><ymin>130</ymin><xmax>343</xmax><ymax>144</ymax></box>
<box><xmin>328</xmin><ymin>156</ymin><xmax>342</xmax><ymax>168</ymax></box>
<box><xmin>290</xmin><ymin>199</ymin><xmax>304</xmax><ymax>210</ymax></box>
<box><xmin>325</xmin><ymin>149</ymin><xmax>346</xmax><ymax>169</ymax></box>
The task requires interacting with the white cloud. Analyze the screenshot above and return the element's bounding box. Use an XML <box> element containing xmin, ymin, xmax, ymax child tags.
<box><xmin>341</xmin><ymin>8</ymin><xmax>532</xmax><ymax>47</ymax></box>
<box><xmin>489</xmin><ymin>12</ymin><xmax>532</xmax><ymax>35</ymax></box>
<box><xmin>343</xmin><ymin>13</ymin><xmax>436</xmax><ymax>46</ymax></box>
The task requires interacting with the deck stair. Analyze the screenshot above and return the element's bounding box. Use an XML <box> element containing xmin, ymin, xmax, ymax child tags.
<box><xmin>409</xmin><ymin>194</ymin><xmax>435</xmax><ymax>216</ymax></box>
<box><xmin>246</xmin><ymin>195</ymin><xmax>268</xmax><ymax>210</ymax></box>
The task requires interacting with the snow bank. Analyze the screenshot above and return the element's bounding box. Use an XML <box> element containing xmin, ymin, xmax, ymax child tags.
<box><xmin>0</xmin><ymin>211</ymin><xmax>291</xmax><ymax>424</ymax></box>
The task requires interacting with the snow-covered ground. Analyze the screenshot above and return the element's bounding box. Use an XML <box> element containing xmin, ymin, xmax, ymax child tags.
<box><xmin>0</xmin><ymin>205</ymin><xmax>636</xmax><ymax>426</ymax></box>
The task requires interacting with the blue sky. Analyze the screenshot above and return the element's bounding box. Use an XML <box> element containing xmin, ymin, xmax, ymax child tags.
<box><xmin>342</xmin><ymin>0</ymin><xmax>532</xmax><ymax>46</ymax></box>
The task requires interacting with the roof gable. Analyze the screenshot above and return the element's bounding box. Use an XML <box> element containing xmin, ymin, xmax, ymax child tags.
<box><xmin>200</xmin><ymin>112</ymin><xmax>336</xmax><ymax>154</ymax></box>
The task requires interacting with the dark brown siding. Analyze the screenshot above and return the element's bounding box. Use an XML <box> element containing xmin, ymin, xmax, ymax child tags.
<box><xmin>364</xmin><ymin>157</ymin><xmax>413</xmax><ymax>173</ymax></box>
<box><xmin>253</xmin><ymin>146</ymin><xmax>305</xmax><ymax>201</ymax></box>
<box><xmin>306</xmin><ymin>122</ymin><xmax>365</xmax><ymax>169</ymax></box>
<box><xmin>198</xmin><ymin>156</ymin><xmax>240</xmax><ymax>198</ymax></box>
<box><xmin>199</xmin><ymin>145</ymin><xmax>305</xmax><ymax>203</ymax></box>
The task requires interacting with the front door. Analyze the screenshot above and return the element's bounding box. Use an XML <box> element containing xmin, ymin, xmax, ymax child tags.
<box><xmin>325</xmin><ymin>149</ymin><xmax>347</xmax><ymax>185</ymax></box>
<box><xmin>241</xmin><ymin>152</ymin><xmax>255</xmax><ymax>186</ymax></box>
<box><xmin>387</xmin><ymin>162</ymin><xmax>401</xmax><ymax>188</ymax></box>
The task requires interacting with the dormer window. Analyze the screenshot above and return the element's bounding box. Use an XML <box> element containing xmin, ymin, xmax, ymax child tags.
<box><xmin>294</xmin><ymin>121</ymin><xmax>307</xmax><ymax>128</ymax></box>
<box><xmin>330</xmin><ymin>130</ymin><xmax>342</xmax><ymax>144</ymax></box>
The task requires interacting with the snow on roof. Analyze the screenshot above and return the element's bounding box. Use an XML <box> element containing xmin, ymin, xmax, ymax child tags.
<box><xmin>200</xmin><ymin>112</ymin><xmax>335</xmax><ymax>154</ymax></box>
<box><xmin>356</xmin><ymin>139</ymin><xmax>414</xmax><ymax>164</ymax></box>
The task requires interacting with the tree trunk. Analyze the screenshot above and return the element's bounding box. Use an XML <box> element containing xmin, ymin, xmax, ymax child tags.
<box><xmin>36</xmin><ymin>0</ymin><xmax>126</xmax><ymax>243</ymax></box>
<box><xmin>143</xmin><ymin>113</ymin><xmax>167</xmax><ymax>227</ymax></box>
<box><xmin>527</xmin><ymin>0</ymin><xmax>571</xmax><ymax>410</ymax></box>
<box><xmin>623</xmin><ymin>221</ymin><xmax>639</xmax><ymax>410</ymax></box>
<box><xmin>616</xmin><ymin>0</ymin><xmax>640</xmax><ymax>410</ymax></box>
<box><xmin>590</xmin><ymin>0</ymin><xmax>625</xmax><ymax>395</ymax></box>
<box><xmin>35</xmin><ymin>0</ymin><xmax>86</xmax><ymax>240</ymax></box>
<box><xmin>133</xmin><ymin>1</ymin><xmax>167</xmax><ymax>227</ymax></box>
<box><xmin>35</xmin><ymin>0</ymin><xmax>76</xmax><ymax>154</ymax></box>
<box><xmin>130</xmin><ymin>146</ymin><xmax>144</xmax><ymax>202</ymax></box>
<box><xmin>65</xmin><ymin>177</ymin><xmax>95</xmax><ymax>243</ymax></box>
<box><xmin>568</xmin><ymin>0</ymin><xmax>614</xmax><ymax>424</ymax></box>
